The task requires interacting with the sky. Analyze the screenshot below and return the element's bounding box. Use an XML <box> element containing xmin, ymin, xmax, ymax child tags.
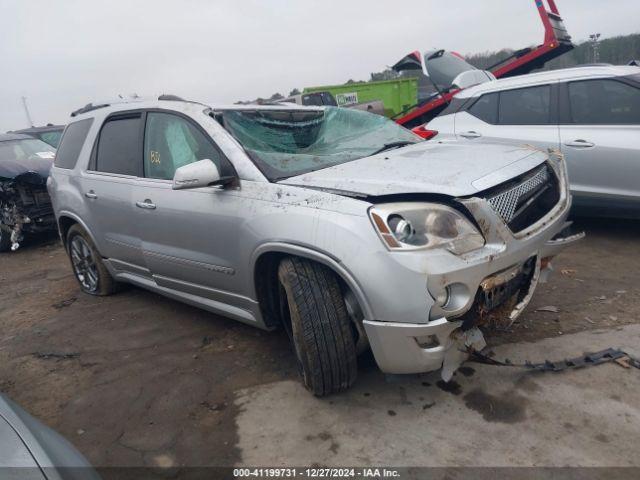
<box><xmin>1</xmin><ymin>0</ymin><xmax>639</xmax><ymax>131</ymax></box>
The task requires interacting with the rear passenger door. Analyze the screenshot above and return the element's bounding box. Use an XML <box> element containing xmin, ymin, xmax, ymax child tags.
<box><xmin>81</xmin><ymin>112</ymin><xmax>148</xmax><ymax>274</ymax></box>
<box><xmin>559</xmin><ymin>77</ymin><xmax>640</xmax><ymax>208</ymax></box>
<box><xmin>454</xmin><ymin>84</ymin><xmax>560</xmax><ymax>151</ymax></box>
<box><xmin>132</xmin><ymin>111</ymin><xmax>244</xmax><ymax>301</ymax></box>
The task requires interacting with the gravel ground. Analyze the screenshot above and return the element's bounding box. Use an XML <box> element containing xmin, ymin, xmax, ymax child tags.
<box><xmin>0</xmin><ymin>217</ymin><xmax>638</xmax><ymax>475</ymax></box>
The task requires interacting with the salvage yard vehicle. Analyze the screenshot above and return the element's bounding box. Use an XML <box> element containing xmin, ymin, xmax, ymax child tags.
<box><xmin>11</xmin><ymin>124</ymin><xmax>66</xmax><ymax>148</ymax></box>
<box><xmin>49</xmin><ymin>97</ymin><xmax>581</xmax><ymax>395</ymax></box>
<box><xmin>0</xmin><ymin>394</ymin><xmax>100</xmax><ymax>479</ymax></box>
<box><xmin>426</xmin><ymin>65</ymin><xmax>640</xmax><ymax>218</ymax></box>
<box><xmin>0</xmin><ymin>133</ymin><xmax>56</xmax><ymax>252</ymax></box>
<box><xmin>392</xmin><ymin>0</ymin><xmax>574</xmax><ymax>128</ymax></box>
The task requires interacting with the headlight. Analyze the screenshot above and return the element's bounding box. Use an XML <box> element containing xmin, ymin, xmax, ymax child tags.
<box><xmin>369</xmin><ymin>202</ymin><xmax>485</xmax><ymax>255</ymax></box>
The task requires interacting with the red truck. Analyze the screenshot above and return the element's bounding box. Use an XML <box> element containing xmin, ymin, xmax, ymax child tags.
<box><xmin>393</xmin><ymin>0</ymin><xmax>573</xmax><ymax>132</ymax></box>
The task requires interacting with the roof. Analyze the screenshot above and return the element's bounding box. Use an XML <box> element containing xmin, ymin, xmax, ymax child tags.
<box><xmin>0</xmin><ymin>133</ymin><xmax>33</xmax><ymax>142</ymax></box>
<box><xmin>456</xmin><ymin>65</ymin><xmax>640</xmax><ymax>98</ymax></box>
<box><xmin>68</xmin><ymin>96</ymin><xmax>322</xmax><ymax>121</ymax></box>
<box><xmin>12</xmin><ymin>125</ymin><xmax>65</xmax><ymax>134</ymax></box>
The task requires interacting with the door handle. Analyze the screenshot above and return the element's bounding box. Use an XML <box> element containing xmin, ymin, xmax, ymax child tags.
<box><xmin>85</xmin><ymin>191</ymin><xmax>98</xmax><ymax>199</ymax></box>
<box><xmin>564</xmin><ymin>139</ymin><xmax>595</xmax><ymax>148</ymax></box>
<box><xmin>460</xmin><ymin>131</ymin><xmax>482</xmax><ymax>139</ymax></box>
<box><xmin>135</xmin><ymin>200</ymin><xmax>157</xmax><ymax>210</ymax></box>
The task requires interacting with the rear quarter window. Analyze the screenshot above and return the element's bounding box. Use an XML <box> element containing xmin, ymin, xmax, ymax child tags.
<box><xmin>95</xmin><ymin>115</ymin><xmax>142</xmax><ymax>176</ymax></box>
<box><xmin>54</xmin><ymin>118</ymin><xmax>94</xmax><ymax>169</ymax></box>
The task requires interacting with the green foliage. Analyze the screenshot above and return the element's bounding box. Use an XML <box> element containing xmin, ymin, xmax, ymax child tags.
<box><xmin>465</xmin><ymin>34</ymin><xmax>640</xmax><ymax>72</ymax></box>
<box><xmin>370</xmin><ymin>69</ymin><xmax>399</xmax><ymax>82</ymax></box>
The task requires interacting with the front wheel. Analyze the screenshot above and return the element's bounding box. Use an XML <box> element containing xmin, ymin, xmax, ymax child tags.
<box><xmin>66</xmin><ymin>224</ymin><xmax>118</xmax><ymax>296</ymax></box>
<box><xmin>278</xmin><ymin>257</ymin><xmax>358</xmax><ymax>396</ymax></box>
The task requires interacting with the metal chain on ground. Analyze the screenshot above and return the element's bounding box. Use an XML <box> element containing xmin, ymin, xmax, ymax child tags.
<box><xmin>468</xmin><ymin>347</ymin><xmax>640</xmax><ymax>372</ymax></box>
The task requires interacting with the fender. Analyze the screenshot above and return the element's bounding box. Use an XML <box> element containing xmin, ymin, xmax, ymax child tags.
<box><xmin>56</xmin><ymin>210</ymin><xmax>101</xmax><ymax>251</ymax></box>
<box><xmin>250</xmin><ymin>241</ymin><xmax>374</xmax><ymax>321</ymax></box>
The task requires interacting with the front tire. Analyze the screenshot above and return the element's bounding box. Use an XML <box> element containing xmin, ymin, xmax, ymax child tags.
<box><xmin>66</xmin><ymin>224</ymin><xmax>117</xmax><ymax>296</ymax></box>
<box><xmin>278</xmin><ymin>257</ymin><xmax>358</xmax><ymax>396</ymax></box>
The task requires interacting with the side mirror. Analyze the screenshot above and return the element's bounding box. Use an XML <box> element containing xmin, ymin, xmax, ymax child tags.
<box><xmin>172</xmin><ymin>159</ymin><xmax>234</xmax><ymax>190</ymax></box>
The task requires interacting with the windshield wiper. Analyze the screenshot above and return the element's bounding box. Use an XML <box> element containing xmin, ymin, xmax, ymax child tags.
<box><xmin>370</xmin><ymin>141</ymin><xmax>417</xmax><ymax>156</ymax></box>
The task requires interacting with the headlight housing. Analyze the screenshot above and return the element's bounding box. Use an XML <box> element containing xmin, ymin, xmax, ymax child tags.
<box><xmin>369</xmin><ymin>202</ymin><xmax>485</xmax><ymax>255</ymax></box>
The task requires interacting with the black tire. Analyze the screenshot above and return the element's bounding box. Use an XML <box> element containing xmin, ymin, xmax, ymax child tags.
<box><xmin>278</xmin><ymin>257</ymin><xmax>358</xmax><ymax>396</ymax></box>
<box><xmin>0</xmin><ymin>225</ymin><xmax>11</xmax><ymax>252</ymax></box>
<box><xmin>66</xmin><ymin>224</ymin><xmax>117</xmax><ymax>296</ymax></box>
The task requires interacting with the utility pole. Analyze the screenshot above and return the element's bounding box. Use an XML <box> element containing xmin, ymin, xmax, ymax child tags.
<box><xmin>589</xmin><ymin>33</ymin><xmax>601</xmax><ymax>63</ymax></box>
<box><xmin>21</xmin><ymin>96</ymin><xmax>34</xmax><ymax>127</ymax></box>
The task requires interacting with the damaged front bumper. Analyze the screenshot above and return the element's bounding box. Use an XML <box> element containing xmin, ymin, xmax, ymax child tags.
<box><xmin>364</xmin><ymin>225</ymin><xmax>583</xmax><ymax>376</ymax></box>
<box><xmin>363</xmin><ymin>159</ymin><xmax>584</xmax><ymax>377</ymax></box>
<box><xmin>0</xmin><ymin>174</ymin><xmax>55</xmax><ymax>251</ymax></box>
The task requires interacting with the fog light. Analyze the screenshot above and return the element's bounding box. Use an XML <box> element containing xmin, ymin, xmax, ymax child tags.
<box><xmin>416</xmin><ymin>335</ymin><xmax>440</xmax><ymax>349</ymax></box>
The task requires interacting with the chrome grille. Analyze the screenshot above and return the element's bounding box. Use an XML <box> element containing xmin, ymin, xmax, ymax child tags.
<box><xmin>487</xmin><ymin>166</ymin><xmax>550</xmax><ymax>224</ymax></box>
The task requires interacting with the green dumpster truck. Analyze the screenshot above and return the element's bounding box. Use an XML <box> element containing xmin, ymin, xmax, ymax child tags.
<box><xmin>302</xmin><ymin>77</ymin><xmax>418</xmax><ymax>119</ymax></box>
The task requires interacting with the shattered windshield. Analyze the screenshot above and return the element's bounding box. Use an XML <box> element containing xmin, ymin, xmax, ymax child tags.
<box><xmin>222</xmin><ymin>107</ymin><xmax>419</xmax><ymax>181</ymax></box>
<box><xmin>0</xmin><ymin>139</ymin><xmax>56</xmax><ymax>163</ymax></box>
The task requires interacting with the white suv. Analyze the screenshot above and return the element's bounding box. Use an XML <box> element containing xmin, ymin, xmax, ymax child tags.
<box><xmin>427</xmin><ymin>65</ymin><xmax>640</xmax><ymax>217</ymax></box>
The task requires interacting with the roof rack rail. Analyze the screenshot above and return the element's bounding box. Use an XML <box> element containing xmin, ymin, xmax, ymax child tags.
<box><xmin>70</xmin><ymin>103</ymin><xmax>110</xmax><ymax>117</ymax></box>
<box><xmin>158</xmin><ymin>94</ymin><xmax>185</xmax><ymax>101</ymax></box>
<box><xmin>575</xmin><ymin>63</ymin><xmax>613</xmax><ymax>68</ymax></box>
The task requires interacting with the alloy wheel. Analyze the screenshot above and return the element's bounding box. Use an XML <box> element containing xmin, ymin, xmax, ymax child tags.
<box><xmin>69</xmin><ymin>236</ymin><xmax>99</xmax><ymax>292</ymax></box>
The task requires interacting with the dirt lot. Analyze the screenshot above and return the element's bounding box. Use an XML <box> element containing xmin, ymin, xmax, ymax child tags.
<box><xmin>0</xmin><ymin>217</ymin><xmax>639</xmax><ymax>475</ymax></box>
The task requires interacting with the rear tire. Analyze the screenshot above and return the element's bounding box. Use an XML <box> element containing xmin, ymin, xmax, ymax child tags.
<box><xmin>66</xmin><ymin>224</ymin><xmax>117</xmax><ymax>296</ymax></box>
<box><xmin>278</xmin><ymin>257</ymin><xmax>358</xmax><ymax>396</ymax></box>
<box><xmin>0</xmin><ymin>225</ymin><xmax>11</xmax><ymax>252</ymax></box>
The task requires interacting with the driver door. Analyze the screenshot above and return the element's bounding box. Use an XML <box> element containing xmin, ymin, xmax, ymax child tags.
<box><xmin>132</xmin><ymin>111</ymin><xmax>244</xmax><ymax>301</ymax></box>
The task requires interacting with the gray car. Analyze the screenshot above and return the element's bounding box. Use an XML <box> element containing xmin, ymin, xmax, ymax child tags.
<box><xmin>0</xmin><ymin>394</ymin><xmax>100</xmax><ymax>479</ymax></box>
<box><xmin>427</xmin><ymin>65</ymin><xmax>640</xmax><ymax>218</ymax></box>
<box><xmin>48</xmin><ymin>97</ymin><xmax>580</xmax><ymax>395</ymax></box>
<box><xmin>0</xmin><ymin>133</ymin><xmax>57</xmax><ymax>251</ymax></box>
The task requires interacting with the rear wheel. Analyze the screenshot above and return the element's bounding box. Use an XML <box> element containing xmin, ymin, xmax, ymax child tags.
<box><xmin>0</xmin><ymin>225</ymin><xmax>11</xmax><ymax>252</ymax></box>
<box><xmin>66</xmin><ymin>224</ymin><xmax>117</xmax><ymax>296</ymax></box>
<box><xmin>278</xmin><ymin>257</ymin><xmax>358</xmax><ymax>396</ymax></box>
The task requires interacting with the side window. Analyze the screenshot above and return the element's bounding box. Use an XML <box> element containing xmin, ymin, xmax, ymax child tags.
<box><xmin>143</xmin><ymin>112</ymin><xmax>226</xmax><ymax>181</ymax></box>
<box><xmin>54</xmin><ymin>119</ymin><xmax>93</xmax><ymax>169</ymax></box>
<box><xmin>96</xmin><ymin>116</ymin><xmax>142</xmax><ymax>176</ymax></box>
<box><xmin>568</xmin><ymin>79</ymin><xmax>640</xmax><ymax>124</ymax></box>
<box><xmin>468</xmin><ymin>93</ymin><xmax>499</xmax><ymax>124</ymax></box>
<box><xmin>321</xmin><ymin>92</ymin><xmax>337</xmax><ymax>106</ymax></box>
<box><xmin>302</xmin><ymin>94</ymin><xmax>324</xmax><ymax>106</ymax></box>
<box><xmin>40</xmin><ymin>130</ymin><xmax>63</xmax><ymax>148</ymax></box>
<box><xmin>498</xmin><ymin>85</ymin><xmax>551</xmax><ymax>125</ymax></box>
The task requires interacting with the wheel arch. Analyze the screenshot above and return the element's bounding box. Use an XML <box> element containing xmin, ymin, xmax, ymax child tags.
<box><xmin>56</xmin><ymin>211</ymin><xmax>100</xmax><ymax>252</ymax></box>
<box><xmin>251</xmin><ymin>242</ymin><xmax>373</xmax><ymax>329</ymax></box>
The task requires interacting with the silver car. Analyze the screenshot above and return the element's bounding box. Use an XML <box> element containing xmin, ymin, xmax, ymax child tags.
<box><xmin>427</xmin><ymin>65</ymin><xmax>640</xmax><ymax>217</ymax></box>
<box><xmin>48</xmin><ymin>97</ymin><xmax>580</xmax><ymax>395</ymax></box>
<box><xmin>0</xmin><ymin>394</ymin><xmax>100</xmax><ymax>479</ymax></box>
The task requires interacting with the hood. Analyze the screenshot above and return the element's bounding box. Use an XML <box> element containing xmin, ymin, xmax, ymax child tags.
<box><xmin>279</xmin><ymin>141</ymin><xmax>548</xmax><ymax>197</ymax></box>
<box><xmin>0</xmin><ymin>156</ymin><xmax>53</xmax><ymax>184</ymax></box>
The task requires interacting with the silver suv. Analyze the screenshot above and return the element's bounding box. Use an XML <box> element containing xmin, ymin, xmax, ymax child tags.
<box><xmin>49</xmin><ymin>97</ymin><xmax>580</xmax><ymax>395</ymax></box>
<box><xmin>427</xmin><ymin>65</ymin><xmax>640</xmax><ymax>217</ymax></box>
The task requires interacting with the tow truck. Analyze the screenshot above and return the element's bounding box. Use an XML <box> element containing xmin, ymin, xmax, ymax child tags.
<box><xmin>393</xmin><ymin>0</ymin><xmax>573</xmax><ymax>131</ymax></box>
